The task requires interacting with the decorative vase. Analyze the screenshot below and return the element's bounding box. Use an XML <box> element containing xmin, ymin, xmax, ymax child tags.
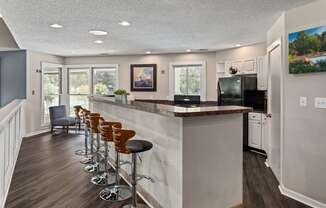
<box><xmin>115</xmin><ymin>94</ymin><xmax>127</xmax><ymax>104</ymax></box>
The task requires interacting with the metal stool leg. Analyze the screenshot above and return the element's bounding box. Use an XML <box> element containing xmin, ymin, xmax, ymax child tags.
<box><xmin>80</xmin><ymin>127</ymin><xmax>92</xmax><ymax>164</ymax></box>
<box><xmin>91</xmin><ymin>137</ymin><xmax>115</xmax><ymax>186</ymax></box>
<box><xmin>99</xmin><ymin>150</ymin><xmax>131</xmax><ymax>201</ymax></box>
<box><xmin>83</xmin><ymin>132</ymin><xmax>97</xmax><ymax>173</ymax></box>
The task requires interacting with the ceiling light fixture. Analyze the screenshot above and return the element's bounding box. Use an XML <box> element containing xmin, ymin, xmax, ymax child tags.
<box><xmin>146</xmin><ymin>51</ymin><xmax>151</xmax><ymax>54</ymax></box>
<box><xmin>186</xmin><ymin>49</ymin><xmax>192</xmax><ymax>52</ymax></box>
<box><xmin>119</xmin><ymin>21</ymin><xmax>131</xmax><ymax>26</ymax></box>
<box><xmin>0</xmin><ymin>13</ymin><xmax>3</xmax><ymax>18</ymax></box>
<box><xmin>89</xmin><ymin>30</ymin><xmax>108</xmax><ymax>36</ymax></box>
<box><xmin>235</xmin><ymin>44</ymin><xmax>242</xmax><ymax>47</ymax></box>
<box><xmin>50</xmin><ymin>23</ymin><xmax>63</xmax><ymax>28</ymax></box>
<box><xmin>94</xmin><ymin>40</ymin><xmax>104</xmax><ymax>44</ymax></box>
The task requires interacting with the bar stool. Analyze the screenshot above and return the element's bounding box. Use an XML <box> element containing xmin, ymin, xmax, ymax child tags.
<box><xmin>83</xmin><ymin>113</ymin><xmax>101</xmax><ymax>173</ymax></box>
<box><xmin>74</xmin><ymin>106</ymin><xmax>87</xmax><ymax>156</ymax></box>
<box><xmin>122</xmin><ymin>140</ymin><xmax>153</xmax><ymax>208</ymax></box>
<box><xmin>99</xmin><ymin>125</ymin><xmax>133</xmax><ymax>202</ymax></box>
<box><xmin>94</xmin><ymin>120</ymin><xmax>121</xmax><ymax>186</ymax></box>
<box><xmin>80</xmin><ymin>109</ymin><xmax>93</xmax><ymax>164</ymax></box>
<box><xmin>74</xmin><ymin>105</ymin><xmax>82</xmax><ymax>131</ymax></box>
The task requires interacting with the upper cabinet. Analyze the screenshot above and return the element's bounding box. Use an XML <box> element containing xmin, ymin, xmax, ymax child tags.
<box><xmin>217</xmin><ymin>55</ymin><xmax>268</xmax><ymax>90</ymax></box>
<box><xmin>256</xmin><ymin>55</ymin><xmax>268</xmax><ymax>91</ymax></box>
<box><xmin>224</xmin><ymin>57</ymin><xmax>257</xmax><ymax>75</ymax></box>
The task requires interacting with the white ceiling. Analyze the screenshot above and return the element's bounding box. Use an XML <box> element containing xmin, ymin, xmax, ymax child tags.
<box><xmin>0</xmin><ymin>0</ymin><xmax>316</xmax><ymax>56</ymax></box>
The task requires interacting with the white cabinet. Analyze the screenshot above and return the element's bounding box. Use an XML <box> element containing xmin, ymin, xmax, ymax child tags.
<box><xmin>224</xmin><ymin>57</ymin><xmax>257</xmax><ymax>76</ymax></box>
<box><xmin>257</xmin><ymin>55</ymin><xmax>268</xmax><ymax>90</ymax></box>
<box><xmin>248</xmin><ymin>112</ymin><xmax>262</xmax><ymax>149</ymax></box>
<box><xmin>261</xmin><ymin>114</ymin><xmax>269</xmax><ymax>153</ymax></box>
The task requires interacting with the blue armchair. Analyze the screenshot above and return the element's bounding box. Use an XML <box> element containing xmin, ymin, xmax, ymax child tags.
<box><xmin>49</xmin><ymin>105</ymin><xmax>76</xmax><ymax>134</ymax></box>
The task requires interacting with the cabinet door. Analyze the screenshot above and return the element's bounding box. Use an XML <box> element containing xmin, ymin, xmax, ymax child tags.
<box><xmin>224</xmin><ymin>61</ymin><xmax>232</xmax><ymax>76</ymax></box>
<box><xmin>249</xmin><ymin>120</ymin><xmax>262</xmax><ymax>149</ymax></box>
<box><xmin>241</xmin><ymin>58</ymin><xmax>256</xmax><ymax>74</ymax></box>
<box><xmin>257</xmin><ymin>55</ymin><xmax>267</xmax><ymax>90</ymax></box>
<box><xmin>261</xmin><ymin>115</ymin><xmax>269</xmax><ymax>153</ymax></box>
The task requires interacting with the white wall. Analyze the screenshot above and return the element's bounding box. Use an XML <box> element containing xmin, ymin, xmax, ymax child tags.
<box><xmin>216</xmin><ymin>42</ymin><xmax>266</xmax><ymax>62</ymax></box>
<box><xmin>65</xmin><ymin>43</ymin><xmax>266</xmax><ymax>102</ymax></box>
<box><xmin>25</xmin><ymin>51</ymin><xmax>64</xmax><ymax>134</ymax></box>
<box><xmin>0</xmin><ymin>18</ymin><xmax>18</xmax><ymax>49</ymax></box>
<box><xmin>267</xmin><ymin>0</ymin><xmax>326</xmax><ymax>206</ymax></box>
<box><xmin>65</xmin><ymin>52</ymin><xmax>218</xmax><ymax>101</ymax></box>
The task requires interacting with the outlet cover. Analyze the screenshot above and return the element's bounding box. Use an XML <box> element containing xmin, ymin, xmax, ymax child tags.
<box><xmin>315</xmin><ymin>97</ymin><xmax>326</xmax><ymax>108</ymax></box>
<box><xmin>300</xmin><ymin>96</ymin><xmax>307</xmax><ymax>107</ymax></box>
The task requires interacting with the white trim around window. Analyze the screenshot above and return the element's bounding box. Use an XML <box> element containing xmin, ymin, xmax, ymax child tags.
<box><xmin>40</xmin><ymin>62</ymin><xmax>64</xmax><ymax>126</ymax></box>
<box><xmin>169</xmin><ymin>61</ymin><xmax>207</xmax><ymax>101</ymax></box>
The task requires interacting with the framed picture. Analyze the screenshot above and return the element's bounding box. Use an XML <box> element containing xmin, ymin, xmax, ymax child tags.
<box><xmin>289</xmin><ymin>25</ymin><xmax>326</xmax><ymax>74</ymax></box>
<box><xmin>130</xmin><ymin>64</ymin><xmax>157</xmax><ymax>91</ymax></box>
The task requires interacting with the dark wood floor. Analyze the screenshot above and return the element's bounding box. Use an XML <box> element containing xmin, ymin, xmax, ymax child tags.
<box><xmin>243</xmin><ymin>151</ymin><xmax>310</xmax><ymax>208</ymax></box>
<box><xmin>5</xmin><ymin>133</ymin><xmax>310</xmax><ymax>208</ymax></box>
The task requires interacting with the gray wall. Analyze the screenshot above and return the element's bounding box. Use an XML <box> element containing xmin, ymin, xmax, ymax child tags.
<box><xmin>0</xmin><ymin>50</ymin><xmax>26</xmax><ymax>106</ymax></box>
<box><xmin>0</xmin><ymin>18</ymin><xmax>18</xmax><ymax>49</ymax></box>
<box><xmin>268</xmin><ymin>0</ymin><xmax>326</xmax><ymax>205</ymax></box>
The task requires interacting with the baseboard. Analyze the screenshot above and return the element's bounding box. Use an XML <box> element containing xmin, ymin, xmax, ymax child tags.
<box><xmin>279</xmin><ymin>184</ymin><xmax>326</xmax><ymax>208</ymax></box>
<box><xmin>264</xmin><ymin>159</ymin><xmax>270</xmax><ymax>167</ymax></box>
<box><xmin>231</xmin><ymin>203</ymin><xmax>245</xmax><ymax>208</ymax></box>
<box><xmin>23</xmin><ymin>129</ymin><xmax>50</xmax><ymax>138</ymax></box>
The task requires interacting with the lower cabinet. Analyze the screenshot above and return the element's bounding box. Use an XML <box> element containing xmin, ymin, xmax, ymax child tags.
<box><xmin>248</xmin><ymin>112</ymin><xmax>267</xmax><ymax>151</ymax></box>
<box><xmin>249</xmin><ymin>119</ymin><xmax>262</xmax><ymax>149</ymax></box>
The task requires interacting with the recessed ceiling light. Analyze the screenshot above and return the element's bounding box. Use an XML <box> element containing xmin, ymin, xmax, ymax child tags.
<box><xmin>94</xmin><ymin>40</ymin><xmax>104</xmax><ymax>44</ymax></box>
<box><xmin>89</xmin><ymin>30</ymin><xmax>108</xmax><ymax>36</ymax></box>
<box><xmin>146</xmin><ymin>51</ymin><xmax>151</xmax><ymax>54</ymax></box>
<box><xmin>119</xmin><ymin>21</ymin><xmax>131</xmax><ymax>26</ymax></box>
<box><xmin>235</xmin><ymin>44</ymin><xmax>242</xmax><ymax>47</ymax></box>
<box><xmin>186</xmin><ymin>49</ymin><xmax>192</xmax><ymax>52</ymax></box>
<box><xmin>50</xmin><ymin>23</ymin><xmax>63</xmax><ymax>28</ymax></box>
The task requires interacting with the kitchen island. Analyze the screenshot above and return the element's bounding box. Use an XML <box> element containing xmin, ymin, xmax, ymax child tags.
<box><xmin>90</xmin><ymin>96</ymin><xmax>251</xmax><ymax>208</ymax></box>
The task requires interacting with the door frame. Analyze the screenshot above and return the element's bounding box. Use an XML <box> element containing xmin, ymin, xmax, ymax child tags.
<box><xmin>266</xmin><ymin>38</ymin><xmax>284</xmax><ymax>184</ymax></box>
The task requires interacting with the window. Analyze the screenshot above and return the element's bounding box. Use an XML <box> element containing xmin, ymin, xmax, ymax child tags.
<box><xmin>170</xmin><ymin>62</ymin><xmax>206</xmax><ymax>100</ymax></box>
<box><xmin>42</xmin><ymin>65</ymin><xmax>62</xmax><ymax>124</ymax></box>
<box><xmin>93</xmin><ymin>67</ymin><xmax>117</xmax><ymax>96</ymax></box>
<box><xmin>68</xmin><ymin>68</ymin><xmax>90</xmax><ymax>115</ymax></box>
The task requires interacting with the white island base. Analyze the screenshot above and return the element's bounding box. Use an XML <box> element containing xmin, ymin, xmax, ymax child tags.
<box><xmin>90</xmin><ymin>97</ymin><xmax>249</xmax><ymax>208</ymax></box>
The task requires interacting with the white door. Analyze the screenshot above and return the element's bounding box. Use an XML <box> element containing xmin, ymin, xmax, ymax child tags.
<box><xmin>267</xmin><ymin>39</ymin><xmax>282</xmax><ymax>181</ymax></box>
<box><xmin>249</xmin><ymin>120</ymin><xmax>262</xmax><ymax>149</ymax></box>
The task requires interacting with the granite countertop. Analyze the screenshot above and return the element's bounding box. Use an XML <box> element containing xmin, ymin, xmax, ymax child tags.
<box><xmin>90</xmin><ymin>96</ymin><xmax>252</xmax><ymax>118</ymax></box>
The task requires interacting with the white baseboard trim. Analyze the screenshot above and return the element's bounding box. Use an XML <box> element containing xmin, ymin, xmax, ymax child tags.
<box><xmin>264</xmin><ymin>159</ymin><xmax>270</xmax><ymax>167</ymax></box>
<box><xmin>24</xmin><ymin>129</ymin><xmax>50</xmax><ymax>138</ymax></box>
<box><xmin>279</xmin><ymin>184</ymin><xmax>326</xmax><ymax>208</ymax></box>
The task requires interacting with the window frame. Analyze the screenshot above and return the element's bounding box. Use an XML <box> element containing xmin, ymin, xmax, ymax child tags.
<box><xmin>67</xmin><ymin>67</ymin><xmax>91</xmax><ymax>114</ymax></box>
<box><xmin>92</xmin><ymin>66</ymin><xmax>119</xmax><ymax>96</ymax></box>
<box><xmin>169</xmin><ymin>61</ymin><xmax>206</xmax><ymax>101</ymax></box>
<box><xmin>41</xmin><ymin>62</ymin><xmax>63</xmax><ymax>126</ymax></box>
<box><xmin>65</xmin><ymin>64</ymin><xmax>119</xmax><ymax>113</ymax></box>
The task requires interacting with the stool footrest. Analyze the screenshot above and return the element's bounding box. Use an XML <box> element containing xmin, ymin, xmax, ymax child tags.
<box><xmin>135</xmin><ymin>174</ymin><xmax>155</xmax><ymax>183</ymax></box>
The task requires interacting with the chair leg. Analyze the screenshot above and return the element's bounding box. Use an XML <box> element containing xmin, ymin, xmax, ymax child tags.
<box><xmin>51</xmin><ymin>126</ymin><xmax>54</xmax><ymax>134</ymax></box>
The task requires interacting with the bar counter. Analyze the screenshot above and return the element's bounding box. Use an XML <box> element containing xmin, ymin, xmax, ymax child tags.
<box><xmin>90</xmin><ymin>96</ymin><xmax>251</xmax><ymax>208</ymax></box>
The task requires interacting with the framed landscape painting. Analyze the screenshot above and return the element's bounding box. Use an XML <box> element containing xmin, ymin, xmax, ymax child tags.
<box><xmin>289</xmin><ymin>25</ymin><xmax>326</xmax><ymax>74</ymax></box>
<box><xmin>130</xmin><ymin>64</ymin><xmax>157</xmax><ymax>91</ymax></box>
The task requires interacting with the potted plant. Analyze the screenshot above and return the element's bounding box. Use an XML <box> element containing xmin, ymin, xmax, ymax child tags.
<box><xmin>114</xmin><ymin>89</ymin><xmax>128</xmax><ymax>104</ymax></box>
